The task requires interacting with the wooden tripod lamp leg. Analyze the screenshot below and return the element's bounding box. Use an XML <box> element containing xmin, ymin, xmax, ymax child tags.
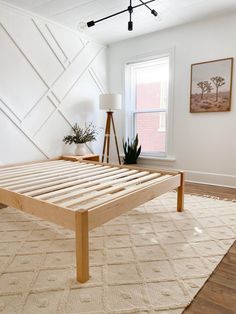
<box><xmin>75</xmin><ymin>211</ymin><xmax>89</xmax><ymax>283</ymax></box>
<box><xmin>106</xmin><ymin>112</ymin><xmax>112</xmax><ymax>163</ymax></box>
<box><xmin>102</xmin><ymin>114</ymin><xmax>109</xmax><ymax>163</ymax></box>
<box><xmin>177</xmin><ymin>172</ymin><xmax>185</xmax><ymax>212</ymax></box>
<box><xmin>111</xmin><ymin>114</ymin><xmax>121</xmax><ymax>165</ymax></box>
<box><xmin>102</xmin><ymin>111</ymin><xmax>121</xmax><ymax>164</ymax></box>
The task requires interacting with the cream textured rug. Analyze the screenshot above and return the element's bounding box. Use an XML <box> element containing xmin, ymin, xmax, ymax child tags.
<box><xmin>0</xmin><ymin>192</ymin><xmax>235</xmax><ymax>314</ymax></box>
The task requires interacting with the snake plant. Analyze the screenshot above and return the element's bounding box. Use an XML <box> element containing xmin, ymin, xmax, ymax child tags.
<box><xmin>123</xmin><ymin>134</ymin><xmax>141</xmax><ymax>164</ymax></box>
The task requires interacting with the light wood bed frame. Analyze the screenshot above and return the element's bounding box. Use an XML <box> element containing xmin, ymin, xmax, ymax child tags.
<box><xmin>0</xmin><ymin>157</ymin><xmax>184</xmax><ymax>283</ymax></box>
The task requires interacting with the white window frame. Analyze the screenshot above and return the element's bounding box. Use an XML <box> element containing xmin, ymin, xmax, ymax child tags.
<box><xmin>124</xmin><ymin>48</ymin><xmax>175</xmax><ymax>158</ymax></box>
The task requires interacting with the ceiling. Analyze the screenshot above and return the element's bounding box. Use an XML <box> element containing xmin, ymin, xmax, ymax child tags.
<box><xmin>4</xmin><ymin>0</ymin><xmax>236</xmax><ymax>44</ymax></box>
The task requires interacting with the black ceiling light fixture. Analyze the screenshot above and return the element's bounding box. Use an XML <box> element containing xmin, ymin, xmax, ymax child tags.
<box><xmin>87</xmin><ymin>0</ymin><xmax>158</xmax><ymax>31</ymax></box>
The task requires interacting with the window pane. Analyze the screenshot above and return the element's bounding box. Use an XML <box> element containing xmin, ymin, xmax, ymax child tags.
<box><xmin>135</xmin><ymin>112</ymin><xmax>166</xmax><ymax>154</ymax></box>
<box><xmin>135</xmin><ymin>58</ymin><xmax>169</xmax><ymax>111</ymax></box>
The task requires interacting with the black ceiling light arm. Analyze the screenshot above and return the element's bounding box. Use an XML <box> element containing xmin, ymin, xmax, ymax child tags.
<box><xmin>87</xmin><ymin>8</ymin><xmax>128</xmax><ymax>27</ymax></box>
<box><xmin>139</xmin><ymin>0</ymin><xmax>158</xmax><ymax>16</ymax></box>
<box><xmin>87</xmin><ymin>0</ymin><xmax>157</xmax><ymax>31</ymax></box>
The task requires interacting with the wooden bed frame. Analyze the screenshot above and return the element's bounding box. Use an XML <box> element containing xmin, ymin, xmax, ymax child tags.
<box><xmin>0</xmin><ymin>157</ymin><xmax>184</xmax><ymax>283</ymax></box>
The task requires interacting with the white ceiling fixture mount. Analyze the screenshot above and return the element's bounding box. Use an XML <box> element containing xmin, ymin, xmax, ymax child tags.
<box><xmin>87</xmin><ymin>0</ymin><xmax>158</xmax><ymax>31</ymax></box>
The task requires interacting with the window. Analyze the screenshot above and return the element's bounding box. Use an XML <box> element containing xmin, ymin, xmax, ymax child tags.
<box><xmin>125</xmin><ymin>53</ymin><xmax>172</xmax><ymax>157</ymax></box>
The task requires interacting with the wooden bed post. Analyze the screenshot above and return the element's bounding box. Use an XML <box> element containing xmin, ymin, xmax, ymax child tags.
<box><xmin>75</xmin><ymin>211</ymin><xmax>89</xmax><ymax>283</ymax></box>
<box><xmin>177</xmin><ymin>171</ymin><xmax>185</xmax><ymax>212</ymax></box>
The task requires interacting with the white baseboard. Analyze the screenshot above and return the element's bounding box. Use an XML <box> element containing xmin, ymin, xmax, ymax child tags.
<box><xmin>185</xmin><ymin>170</ymin><xmax>236</xmax><ymax>188</ymax></box>
<box><xmin>137</xmin><ymin>158</ymin><xmax>236</xmax><ymax>188</ymax></box>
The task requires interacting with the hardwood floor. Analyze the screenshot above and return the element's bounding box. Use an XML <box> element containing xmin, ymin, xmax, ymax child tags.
<box><xmin>183</xmin><ymin>241</ymin><xmax>236</xmax><ymax>314</ymax></box>
<box><xmin>185</xmin><ymin>182</ymin><xmax>236</xmax><ymax>200</ymax></box>
<box><xmin>184</xmin><ymin>182</ymin><xmax>236</xmax><ymax>314</ymax></box>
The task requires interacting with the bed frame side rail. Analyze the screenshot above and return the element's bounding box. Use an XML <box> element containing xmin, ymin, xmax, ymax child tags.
<box><xmin>0</xmin><ymin>187</ymin><xmax>75</xmax><ymax>230</ymax></box>
<box><xmin>87</xmin><ymin>172</ymin><xmax>184</xmax><ymax>231</ymax></box>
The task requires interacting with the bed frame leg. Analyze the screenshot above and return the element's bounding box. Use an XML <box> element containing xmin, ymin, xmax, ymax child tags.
<box><xmin>177</xmin><ymin>172</ymin><xmax>185</xmax><ymax>212</ymax></box>
<box><xmin>75</xmin><ymin>211</ymin><xmax>89</xmax><ymax>283</ymax></box>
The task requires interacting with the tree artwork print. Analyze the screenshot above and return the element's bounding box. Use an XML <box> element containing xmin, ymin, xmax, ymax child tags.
<box><xmin>190</xmin><ymin>58</ymin><xmax>233</xmax><ymax>112</ymax></box>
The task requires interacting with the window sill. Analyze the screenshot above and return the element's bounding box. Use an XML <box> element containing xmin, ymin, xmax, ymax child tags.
<box><xmin>139</xmin><ymin>155</ymin><xmax>176</xmax><ymax>162</ymax></box>
<box><xmin>120</xmin><ymin>154</ymin><xmax>176</xmax><ymax>162</ymax></box>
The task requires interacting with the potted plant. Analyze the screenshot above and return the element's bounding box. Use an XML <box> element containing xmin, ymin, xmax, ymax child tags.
<box><xmin>123</xmin><ymin>134</ymin><xmax>141</xmax><ymax>164</ymax></box>
<box><xmin>63</xmin><ymin>122</ymin><xmax>98</xmax><ymax>155</ymax></box>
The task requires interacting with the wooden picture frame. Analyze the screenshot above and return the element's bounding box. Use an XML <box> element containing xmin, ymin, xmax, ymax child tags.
<box><xmin>190</xmin><ymin>57</ymin><xmax>233</xmax><ymax>113</ymax></box>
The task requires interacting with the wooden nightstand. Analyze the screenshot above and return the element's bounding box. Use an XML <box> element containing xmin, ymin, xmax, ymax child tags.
<box><xmin>61</xmin><ymin>154</ymin><xmax>100</xmax><ymax>162</ymax></box>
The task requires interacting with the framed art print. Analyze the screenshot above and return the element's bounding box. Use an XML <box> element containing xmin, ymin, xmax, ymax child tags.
<box><xmin>190</xmin><ymin>58</ymin><xmax>233</xmax><ymax>113</ymax></box>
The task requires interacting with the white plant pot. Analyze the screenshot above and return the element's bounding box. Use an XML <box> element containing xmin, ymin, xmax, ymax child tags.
<box><xmin>75</xmin><ymin>143</ymin><xmax>90</xmax><ymax>156</ymax></box>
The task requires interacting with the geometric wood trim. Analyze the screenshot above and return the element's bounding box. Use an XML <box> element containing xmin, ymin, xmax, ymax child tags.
<box><xmin>60</xmin><ymin>46</ymin><xmax>105</xmax><ymax>101</ymax></box>
<box><xmin>0</xmin><ymin>106</ymin><xmax>49</xmax><ymax>158</ymax></box>
<box><xmin>89</xmin><ymin>67</ymin><xmax>106</xmax><ymax>94</ymax></box>
<box><xmin>0</xmin><ymin>4</ymin><xmax>107</xmax><ymax>161</ymax></box>
<box><xmin>0</xmin><ymin>22</ymin><xmax>49</xmax><ymax>88</ymax></box>
<box><xmin>31</xmin><ymin>18</ymin><xmax>67</xmax><ymax>71</ymax></box>
<box><xmin>0</xmin><ymin>95</ymin><xmax>21</xmax><ymax>123</ymax></box>
<box><xmin>45</xmin><ymin>23</ymin><xmax>69</xmax><ymax>64</ymax></box>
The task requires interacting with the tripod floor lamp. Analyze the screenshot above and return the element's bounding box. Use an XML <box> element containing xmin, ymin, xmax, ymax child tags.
<box><xmin>100</xmin><ymin>94</ymin><xmax>121</xmax><ymax>165</ymax></box>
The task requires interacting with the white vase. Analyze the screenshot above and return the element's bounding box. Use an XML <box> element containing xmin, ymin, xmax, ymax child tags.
<box><xmin>75</xmin><ymin>143</ymin><xmax>90</xmax><ymax>156</ymax></box>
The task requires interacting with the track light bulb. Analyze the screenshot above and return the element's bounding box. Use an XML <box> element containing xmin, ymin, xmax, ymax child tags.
<box><xmin>151</xmin><ymin>9</ymin><xmax>158</xmax><ymax>17</ymax></box>
<box><xmin>87</xmin><ymin>20</ymin><xmax>95</xmax><ymax>28</ymax></box>
<box><xmin>128</xmin><ymin>21</ymin><xmax>133</xmax><ymax>31</ymax></box>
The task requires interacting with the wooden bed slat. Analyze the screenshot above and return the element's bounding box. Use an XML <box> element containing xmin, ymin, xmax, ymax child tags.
<box><xmin>47</xmin><ymin>170</ymin><xmax>143</xmax><ymax>204</ymax></box>
<box><xmin>3</xmin><ymin>164</ymin><xmax>102</xmax><ymax>189</ymax></box>
<box><xmin>0</xmin><ymin>163</ymin><xmax>97</xmax><ymax>187</ymax></box>
<box><xmin>36</xmin><ymin>168</ymin><xmax>133</xmax><ymax>201</ymax></box>
<box><xmin>88</xmin><ymin>174</ymin><xmax>181</xmax><ymax>230</ymax></box>
<box><xmin>14</xmin><ymin>165</ymin><xmax>110</xmax><ymax>194</ymax></box>
<box><xmin>78</xmin><ymin>159</ymin><xmax>180</xmax><ymax>176</ymax></box>
<box><xmin>0</xmin><ymin>161</ymin><xmax>89</xmax><ymax>181</ymax></box>
<box><xmin>0</xmin><ymin>160</ymin><xmax>66</xmax><ymax>173</ymax></box>
<box><xmin>25</xmin><ymin>168</ymin><xmax>130</xmax><ymax>197</ymax></box>
<box><xmin>0</xmin><ymin>160</ymin><xmax>69</xmax><ymax>176</ymax></box>
<box><xmin>76</xmin><ymin>175</ymin><xmax>172</xmax><ymax>211</ymax></box>
<box><xmin>60</xmin><ymin>172</ymin><xmax>161</xmax><ymax>208</ymax></box>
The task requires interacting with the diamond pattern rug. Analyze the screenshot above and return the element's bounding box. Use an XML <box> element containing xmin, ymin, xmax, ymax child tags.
<box><xmin>0</xmin><ymin>192</ymin><xmax>235</xmax><ymax>313</ymax></box>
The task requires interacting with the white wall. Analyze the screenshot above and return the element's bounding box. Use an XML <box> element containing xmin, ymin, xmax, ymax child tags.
<box><xmin>109</xmin><ymin>12</ymin><xmax>236</xmax><ymax>187</ymax></box>
<box><xmin>1</xmin><ymin>2</ymin><xmax>236</xmax><ymax>187</ymax></box>
<box><xmin>0</xmin><ymin>2</ymin><xmax>108</xmax><ymax>165</ymax></box>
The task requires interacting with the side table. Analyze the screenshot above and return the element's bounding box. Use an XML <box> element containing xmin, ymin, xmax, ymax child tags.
<box><xmin>61</xmin><ymin>154</ymin><xmax>100</xmax><ymax>162</ymax></box>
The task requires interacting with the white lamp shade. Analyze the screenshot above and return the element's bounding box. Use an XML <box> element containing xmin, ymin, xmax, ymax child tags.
<box><xmin>99</xmin><ymin>94</ymin><xmax>122</xmax><ymax>111</ymax></box>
